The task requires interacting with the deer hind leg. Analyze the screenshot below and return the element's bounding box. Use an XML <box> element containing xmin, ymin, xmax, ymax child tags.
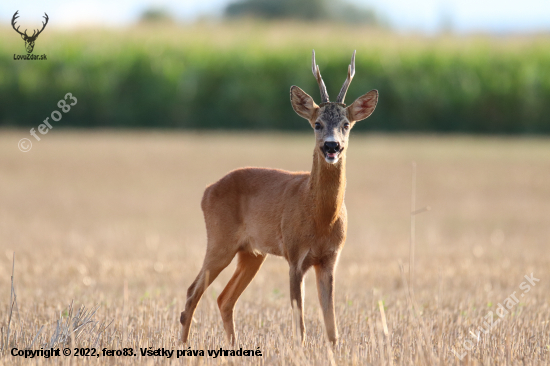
<box><xmin>217</xmin><ymin>251</ymin><xmax>266</xmax><ymax>344</ymax></box>
<box><xmin>180</xmin><ymin>246</ymin><xmax>235</xmax><ymax>343</ymax></box>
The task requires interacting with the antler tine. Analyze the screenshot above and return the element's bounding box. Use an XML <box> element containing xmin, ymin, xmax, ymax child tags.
<box><xmin>311</xmin><ymin>50</ymin><xmax>330</xmax><ymax>104</ymax></box>
<box><xmin>11</xmin><ymin>10</ymin><xmax>26</xmax><ymax>36</ymax></box>
<box><xmin>34</xmin><ymin>13</ymin><xmax>49</xmax><ymax>37</ymax></box>
<box><xmin>336</xmin><ymin>50</ymin><xmax>356</xmax><ymax>104</ymax></box>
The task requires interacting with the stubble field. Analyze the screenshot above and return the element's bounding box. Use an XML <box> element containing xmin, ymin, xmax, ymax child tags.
<box><xmin>0</xmin><ymin>131</ymin><xmax>549</xmax><ymax>365</ymax></box>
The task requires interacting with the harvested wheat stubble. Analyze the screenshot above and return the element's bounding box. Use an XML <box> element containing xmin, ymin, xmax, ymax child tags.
<box><xmin>0</xmin><ymin>131</ymin><xmax>549</xmax><ymax>365</ymax></box>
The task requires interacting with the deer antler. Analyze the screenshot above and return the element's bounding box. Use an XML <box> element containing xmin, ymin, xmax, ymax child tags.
<box><xmin>336</xmin><ymin>50</ymin><xmax>356</xmax><ymax>104</ymax></box>
<box><xmin>11</xmin><ymin>11</ymin><xmax>27</xmax><ymax>37</ymax></box>
<box><xmin>312</xmin><ymin>50</ymin><xmax>330</xmax><ymax>104</ymax></box>
<box><xmin>11</xmin><ymin>11</ymin><xmax>49</xmax><ymax>40</ymax></box>
<box><xmin>32</xmin><ymin>13</ymin><xmax>49</xmax><ymax>39</ymax></box>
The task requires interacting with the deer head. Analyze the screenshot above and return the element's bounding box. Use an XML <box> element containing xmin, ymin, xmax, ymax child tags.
<box><xmin>290</xmin><ymin>50</ymin><xmax>378</xmax><ymax>164</ymax></box>
<box><xmin>12</xmin><ymin>11</ymin><xmax>49</xmax><ymax>54</ymax></box>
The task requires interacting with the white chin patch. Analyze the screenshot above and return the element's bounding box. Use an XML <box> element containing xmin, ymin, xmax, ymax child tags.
<box><xmin>325</xmin><ymin>153</ymin><xmax>339</xmax><ymax>164</ymax></box>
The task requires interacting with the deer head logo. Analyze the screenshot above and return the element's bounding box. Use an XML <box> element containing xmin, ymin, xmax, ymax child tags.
<box><xmin>12</xmin><ymin>11</ymin><xmax>49</xmax><ymax>54</ymax></box>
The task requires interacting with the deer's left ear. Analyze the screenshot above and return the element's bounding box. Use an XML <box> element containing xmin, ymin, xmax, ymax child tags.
<box><xmin>346</xmin><ymin>90</ymin><xmax>378</xmax><ymax>122</ymax></box>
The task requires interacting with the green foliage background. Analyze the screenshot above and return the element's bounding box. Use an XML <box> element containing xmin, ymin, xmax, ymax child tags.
<box><xmin>1</xmin><ymin>24</ymin><xmax>549</xmax><ymax>133</ymax></box>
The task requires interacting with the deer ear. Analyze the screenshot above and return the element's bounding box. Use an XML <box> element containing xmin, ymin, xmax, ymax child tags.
<box><xmin>290</xmin><ymin>86</ymin><xmax>318</xmax><ymax>122</ymax></box>
<box><xmin>346</xmin><ymin>90</ymin><xmax>378</xmax><ymax>122</ymax></box>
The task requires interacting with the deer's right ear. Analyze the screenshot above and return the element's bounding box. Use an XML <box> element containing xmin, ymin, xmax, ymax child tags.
<box><xmin>290</xmin><ymin>86</ymin><xmax>319</xmax><ymax>123</ymax></box>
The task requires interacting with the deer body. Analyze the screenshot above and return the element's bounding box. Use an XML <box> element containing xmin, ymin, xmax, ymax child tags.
<box><xmin>202</xmin><ymin>163</ymin><xmax>346</xmax><ymax>260</ymax></box>
<box><xmin>180</xmin><ymin>51</ymin><xmax>378</xmax><ymax>345</ymax></box>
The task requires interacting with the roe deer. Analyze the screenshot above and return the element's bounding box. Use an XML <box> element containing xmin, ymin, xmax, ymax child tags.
<box><xmin>180</xmin><ymin>50</ymin><xmax>378</xmax><ymax>345</ymax></box>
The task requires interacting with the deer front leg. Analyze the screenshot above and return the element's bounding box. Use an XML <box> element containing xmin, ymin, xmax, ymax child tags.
<box><xmin>314</xmin><ymin>262</ymin><xmax>338</xmax><ymax>344</ymax></box>
<box><xmin>289</xmin><ymin>267</ymin><xmax>306</xmax><ymax>344</ymax></box>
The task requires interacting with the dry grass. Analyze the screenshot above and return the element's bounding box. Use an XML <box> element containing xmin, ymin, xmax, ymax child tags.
<box><xmin>0</xmin><ymin>130</ymin><xmax>549</xmax><ymax>365</ymax></box>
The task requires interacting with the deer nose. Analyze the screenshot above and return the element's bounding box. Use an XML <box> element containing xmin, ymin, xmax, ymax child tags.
<box><xmin>324</xmin><ymin>141</ymin><xmax>340</xmax><ymax>153</ymax></box>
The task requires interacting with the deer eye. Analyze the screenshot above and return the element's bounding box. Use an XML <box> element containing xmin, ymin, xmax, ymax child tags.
<box><xmin>343</xmin><ymin>122</ymin><xmax>350</xmax><ymax>130</ymax></box>
<box><xmin>314</xmin><ymin>122</ymin><xmax>322</xmax><ymax>130</ymax></box>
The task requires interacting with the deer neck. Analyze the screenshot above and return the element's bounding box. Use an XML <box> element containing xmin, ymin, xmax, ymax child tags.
<box><xmin>308</xmin><ymin>149</ymin><xmax>346</xmax><ymax>230</ymax></box>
